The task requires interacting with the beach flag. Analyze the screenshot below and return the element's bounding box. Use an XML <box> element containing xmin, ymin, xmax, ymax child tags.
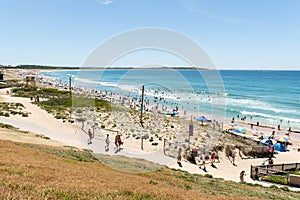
<box><xmin>189</xmin><ymin>121</ymin><xmax>194</xmax><ymax>136</ymax></box>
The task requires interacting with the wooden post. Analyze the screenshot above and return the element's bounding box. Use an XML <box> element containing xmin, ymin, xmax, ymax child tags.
<box><xmin>139</xmin><ymin>85</ymin><xmax>145</xmax><ymax>150</ymax></box>
<box><xmin>163</xmin><ymin>138</ymin><xmax>166</xmax><ymax>155</ymax></box>
<box><xmin>188</xmin><ymin>116</ymin><xmax>193</xmax><ymax>151</ymax></box>
<box><xmin>140</xmin><ymin>85</ymin><xmax>144</xmax><ymax>127</ymax></box>
<box><xmin>141</xmin><ymin>137</ymin><xmax>143</xmax><ymax>150</ymax></box>
<box><xmin>69</xmin><ymin>76</ymin><xmax>72</xmax><ymax>98</ymax></box>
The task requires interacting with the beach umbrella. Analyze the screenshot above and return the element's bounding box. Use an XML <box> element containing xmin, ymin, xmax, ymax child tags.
<box><xmin>263</xmin><ymin>134</ymin><xmax>270</xmax><ymax>139</ymax></box>
<box><xmin>274</xmin><ymin>143</ymin><xmax>286</xmax><ymax>152</ymax></box>
<box><xmin>237</xmin><ymin>127</ymin><xmax>246</xmax><ymax>133</ymax></box>
<box><xmin>230</xmin><ymin>129</ymin><xmax>241</xmax><ymax>133</ymax></box>
<box><xmin>196</xmin><ymin>116</ymin><xmax>212</xmax><ymax>122</ymax></box>
<box><xmin>275</xmin><ymin>137</ymin><xmax>288</xmax><ymax>143</ymax></box>
<box><xmin>196</xmin><ymin>116</ymin><xmax>212</xmax><ymax>125</ymax></box>
<box><xmin>283</xmin><ymin>135</ymin><xmax>289</xmax><ymax>140</ymax></box>
<box><xmin>259</xmin><ymin>138</ymin><xmax>273</xmax><ymax>146</ymax></box>
<box><xmin>229</xmin><ymin>122</ymin><xmax>237</xmax><ymax>127</ymax></box>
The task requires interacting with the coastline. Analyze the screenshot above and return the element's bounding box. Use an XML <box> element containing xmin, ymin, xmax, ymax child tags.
<box><xmin>1</xmin><ymin>68</ymin><xmax>300</xmax><ymax>188</ymax></box>
<box><xmin>40</xmin><ymin>68</ymin><xmax>300</xmax><ymax>132</ymax></box>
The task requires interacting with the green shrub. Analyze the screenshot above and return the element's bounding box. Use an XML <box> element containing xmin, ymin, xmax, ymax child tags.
<box><xmin>289</xmin><ymin>170</ymin><xmax>300</xmax><ymax>175</ymax></box>
<box><xmin>261</xmin><ymin>175</ymin><xmax>288</xmax><ymax>185</ymax></box>
<box><xmin>22</xmin><ymin>113</ymin><xmax>29</xmax><ymax>117</ymax></box>
<box><xmin>270</xmin><ymin>185</ymin><xmax>279</xmax><ymax>189</ymax></box>
<box><xmin>15</xmin><ymin>102</ymin><xmax>24</xmax><ymax>107</ymax></box>
<box><xmin>149</xmin><ymin>180</ymin><xmax>158</xmax><ymax>185</ymax></box>
<box><xmin>281</xmin><ymin>186</ymin><xmax>290</xmax><ymax>192</ymax></box>
<box><xmin>55</xmin><ymin>115</ymin><xmax>62</xmax><ymax>119</ymax></box>
<box><xmin>10</xmin><ymin>111</ymin><xmax>18</xmax><ymax>115</ymax></box>
<box><xmin>0</xmin><ymin>123</ymin><xmax>15</xmax><ymax>129</ymax></box>
<box><xmin>204</xmin><ymin>174</ymin><xmax>213</xmax><ymax>178</ymax></box>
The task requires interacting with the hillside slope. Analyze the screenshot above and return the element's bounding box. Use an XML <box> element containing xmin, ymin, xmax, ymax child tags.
<box><xmin>1</xmin><ymin>139</ymin><xmax>300</xmax><ymax>200</ymax></box>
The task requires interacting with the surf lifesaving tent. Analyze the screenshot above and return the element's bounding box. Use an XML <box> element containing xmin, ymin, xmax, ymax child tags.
<box><xmin>274</xmin><ymin>143</ymin><xmax>286</xmax><ymax>152</ymax></box>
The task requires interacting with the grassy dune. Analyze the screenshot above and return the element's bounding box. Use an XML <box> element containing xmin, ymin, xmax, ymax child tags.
<box><xmin>1</xmin><ymin>140</ymin><xmax>300</xmax><ymax>200</ymax></box>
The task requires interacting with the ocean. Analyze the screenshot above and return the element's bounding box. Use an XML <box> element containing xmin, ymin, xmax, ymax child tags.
<box><xmin>41</xmin><ymin>69</ymin><xmax>300</xmax><ymax>131</ymax></box>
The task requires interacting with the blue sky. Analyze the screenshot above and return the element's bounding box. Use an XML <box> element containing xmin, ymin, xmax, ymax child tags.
<box><xmin>0</xmin><ymin>0</ymin><xmax>300</xmax><ymax>69</ymax></box>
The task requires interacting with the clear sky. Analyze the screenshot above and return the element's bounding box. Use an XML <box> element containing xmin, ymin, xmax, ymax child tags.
<box><xmin>1</xmin><ymin>0</ymin><xmax>300</xmax><ymax>69</ymax></box>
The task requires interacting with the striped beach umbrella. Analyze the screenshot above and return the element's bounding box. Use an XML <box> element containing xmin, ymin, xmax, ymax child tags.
<box><xmin>275</xmin><ymin>137</ymin><xmax>288</xmax><ymax>143</ymax></box>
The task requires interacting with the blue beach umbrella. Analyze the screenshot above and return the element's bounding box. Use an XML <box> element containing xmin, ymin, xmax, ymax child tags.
<box><xmin>196</xmin><ymin>116</ymin><xmax>212</xmax><ymax>125</ymax></box>
<box><xmin>196</xmin><ymin>116</ymin><xmax>212</xmax><ymax>122</ymax></box>
<box><xmin>274</xmin><ymin>143</ymin><xmax>286</xmax><ymax>152</ymax></box>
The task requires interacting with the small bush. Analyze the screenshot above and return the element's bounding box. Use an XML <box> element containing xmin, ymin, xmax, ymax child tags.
<box><xmin>261</xmin><ymin>175</ymin><xmax>288</xmax><ymax>185</ymax></box>
<box><xmin>55</xmin><ymin>115</ymin><xmax>62</xmax><ymax>119</ymax></box>
<box><xmin>204</xmin><ymin>174</ymin><xmax>213</xmax><ymax>178</ymax></box>
<box><xmin>149</xmin><ymin>180</ymin><xmax>158</xmax><ymax>185</ymax></box>
<box><xmin>288</xmin><ymin>170</ymin><xmax>300</xmax><ymax>175</ymax></box>
<box><xmin>270</xmin><ymin>185</ymin><xmax>279</xmax><ymax>189</ymax></box>
<box><xmin>0</xmin><ymin>123</ymin><xmax>15</xmax><ymax>129</ymax></box>
<box><xmin>10</xmin><ymin>111</ymin><xmax>18</xmax><ymax>115</ymax></box>
<box><xmin>281</xmin><ymin>186</ymin><xmax>290</xmax><ymax>192</ymax></box>
<box><xmin>22</xmin><ymin>113</ymin><xmax>29</xmax><ymax>117</ymax></box>
<box><xmin>15</xmin><ymin>103</ymin><xmax>24</xmax><ymax>107</ymax></box>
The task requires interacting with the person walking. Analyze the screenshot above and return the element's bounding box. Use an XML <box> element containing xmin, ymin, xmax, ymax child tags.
<box><xmin>210</xmin><ymin>152</ymin><xmax>216</xmax><ymax>167</ymax></box>
<box><xmin>240</xmin><ymin>171</ymin><xmax>246</xmax><ymax>182</ymax></box>
<box><xmin>199</xmin><ymin>160</ymin><xmax>206</xmax><ymax>172</ymax></box>
<box><xmin>117</xmin><ymin>134</ymin><xmax>123</xmax><ymax>148</ymax></box>
<box><xmin>115</xmin><ymin>134</ymin><xmax>119</xmax><ymax>150</ymax></box>
<box><xmin>105</xmin><ymin>134</ymin><xmax>110</xmax><ymax>151</ymax></box>
<box><xmin>177</xmin><ymin>148</ymin><xmax>182</xmax><ymax>167</ymax></box>
<box><xmin>232</xmin><ymin>151</ymin><xmax>237</xmax><ymax>166</ymax></box>
<box><xmin>88</xmin><ymin>129</ymin><xmax>93</xmax><ymax>144</ymax></box>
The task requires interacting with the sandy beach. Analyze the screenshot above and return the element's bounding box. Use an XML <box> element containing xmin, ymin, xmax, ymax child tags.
<box><xmin>1</xmin><ymin>69</ymin><xmax>300</xmax><ymax>191</ymax></box>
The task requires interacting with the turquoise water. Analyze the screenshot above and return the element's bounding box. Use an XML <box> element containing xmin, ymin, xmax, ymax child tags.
<box><xmin>41</xmin><ymin>69</ymin><xmax>300</xmax><ymax>130</ymax></box>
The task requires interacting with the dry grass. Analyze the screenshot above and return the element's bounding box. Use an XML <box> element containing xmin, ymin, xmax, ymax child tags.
<box><xmin>1</xmin><ymin>140</ymin><xmax>300</xmax><ymax>200</ymax></box>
